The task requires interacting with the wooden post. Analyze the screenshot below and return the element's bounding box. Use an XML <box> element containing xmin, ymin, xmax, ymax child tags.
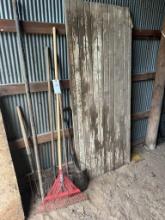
<box><xmin>145</xmin><ymin>19</ymin><xmax>165</xmax><ymax>150</ymax></box>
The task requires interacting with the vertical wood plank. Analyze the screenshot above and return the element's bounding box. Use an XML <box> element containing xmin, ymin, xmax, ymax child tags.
<box><xmin>124</xmin><ymin>8</ymin><xmax>132</xmax><ymax>163</ymax></box>
<box><xmin>65</xmin><ymin>0</ymin><xmax>132</xmax><ymax>177</ymax></box>
<box><xmin>0</xmin><ymin>110</ymin><xmax>24</xmax><ymax>220</ymax></box>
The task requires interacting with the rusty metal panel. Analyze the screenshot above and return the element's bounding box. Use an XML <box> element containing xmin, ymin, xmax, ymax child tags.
<box><xmin>65</xmin><ymin>0</ymin><xmax>132</xmax><ymax>177</ymax></box>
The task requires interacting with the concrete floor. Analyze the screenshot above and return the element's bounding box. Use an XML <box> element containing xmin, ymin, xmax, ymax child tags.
<box><xmin>29</xmin><ymin>143</ymin><xmax>165</xmax><ymax>220</ymax></box>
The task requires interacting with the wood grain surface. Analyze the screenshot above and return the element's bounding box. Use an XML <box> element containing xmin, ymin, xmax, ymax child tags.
<box><xmin>65</xmin><ymin>0</ymin><xmax>132</xmax><ymax>177</ymax></box>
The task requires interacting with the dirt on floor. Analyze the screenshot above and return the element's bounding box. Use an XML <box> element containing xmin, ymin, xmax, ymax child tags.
<box><xmin>29</xmin><ymin>143</ymin><xmax>165</xmax><ymax>220</ymax></box>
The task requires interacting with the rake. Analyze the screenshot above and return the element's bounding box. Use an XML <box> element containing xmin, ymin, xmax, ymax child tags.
<box><xmin>39</xmin><ymin>27</ymin><xmax>87</xmax><ymax>212</ymax></box>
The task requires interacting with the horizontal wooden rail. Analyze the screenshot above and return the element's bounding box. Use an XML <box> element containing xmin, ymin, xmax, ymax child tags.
<box><xmin>9</xmin><ymin>128</ymin><xmax>73</xmax><ymax>149</ymax></box>
<box><xmin>0</xmin><ymin>72</ymin><xmax>155</xmax><ymax>97</ymax></box>
<box><xmin>0</xmin><ymin>19</ymin><xmax>161</xmax><ymax>39</ymax></box>
<box><xmin>132</xmin><ymin>72</ymin><xmax>155</xmax><ymax>82</ymax></box>
<box><xmin>0</xmin><ymin>19</ymin><xmax>65</xmax><ymax>35</ymax></box>
<box><xmin>131</xmin><ymin>111</ymin><xmax>150</xmax><ymax>121</ymax></box>
<box><xmin>133</xmin><ymin>29</ymin><xmax>161</xmax><ymax>39</ymax></box>
<box><xmin>132</xmin><ymin>108</ymin><xmax>165</xmax><ymax>121</ymax></box>
<box><xmin>9</xmin><ymin>126</ymin><xmax>144</xmax><ymax>149</ymax></box>
<box><xmin>0</xmin><ymin>80</ymin><xmax>70</xmax><ymax>97</ymax></box>
<box><xmin>9</xmin><ymin>129</ymin><xmax>145</xmax><ymax>148</ymax></box>
<box><xmin>9</xmin><ymin>108</ymin><xmax>165</xmax><ymax>149</ymax></box>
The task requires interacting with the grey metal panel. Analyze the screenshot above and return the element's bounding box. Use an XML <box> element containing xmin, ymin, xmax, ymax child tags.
<box><xmin>132</xmin><ymin>40</ymin><xmax>160</xmax><ymax>74</ymax></box>
<box><xmin>1</xmin><ymin>33</ymin><xmax>68</xmax><ymax>83</ymax></box>
<box><xmin>131</xmin><ymin>119</ymin><xmax>148</xmax><ymax>141</ymax></box>
<box><xmin>0</xmin><ymin>0</ymin><xmax>69</xmax><ymax>178</ymax></box>
<box><xmin>0</xmin><ymin>0</ymin><xmax>64</xmax><ymax>23</ymax></box>
<box><xmin>1</xmin><ymin>0</ymin><xmax>165</xmax><ymax>28</ymax></box>
<box><xmin>132</xmin><ymin>81</ymin><xmax>154</xmax><ymax>113</ymax></box>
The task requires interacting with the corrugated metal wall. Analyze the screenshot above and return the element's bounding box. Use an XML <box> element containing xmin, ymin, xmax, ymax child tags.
<box><xmin>0</xmin><ymin>0</ymin><xmax>70</xmax><ymax>185</ymax></box>
<box><xmin>1</xmin><ymin>0</ymin><xmax>165</xmax><ymax>179</ymax></box>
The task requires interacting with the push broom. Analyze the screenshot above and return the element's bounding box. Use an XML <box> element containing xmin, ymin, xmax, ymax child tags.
<box><xmin>39</xmin><ymin>27</ymin><xmax>87</xmax><ymax>212</ymax></box>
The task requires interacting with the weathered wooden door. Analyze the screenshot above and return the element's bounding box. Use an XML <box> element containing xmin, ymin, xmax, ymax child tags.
<box><xmin>65</xmin><ymin>0</ymin><xmax>132</xmax><ymax>177</ymax></box>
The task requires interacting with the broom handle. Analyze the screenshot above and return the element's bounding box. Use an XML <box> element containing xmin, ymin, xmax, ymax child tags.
<box><xmin>45</xmin><ymin>47</ymin><xmax>55</xmax><ymax>169</ymax></box>
<box><xmin>13</xmin><ymin>0</ymin><xmax>44</xmax><ymax>200</ymax></box>
<box><xmin>59</xmin><ymin>98</ymin><xmax>69</xmax><ymax>174</ymax></box>
<box><xmin>53</xmin><ymin>27</ymin><xmax>62</xmax><ymax>170</ymax></box>
<box><xmin>16</xmin><ymin>106</ymin><xmax>34</xmax><ymax>174</ymax></box>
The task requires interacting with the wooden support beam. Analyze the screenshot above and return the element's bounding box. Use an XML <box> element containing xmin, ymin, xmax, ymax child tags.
<box><xmin>0</xmin><ymin>73</ymin><xmax>156</xmax><ymax>97</ymax></box>
<box><xmin>0</xmin><ymin>80</ymin><xmax>70</xmax><ymax>97</ymax></box>
<box><xmin>131</xmin><ymin>111</ymin><xmax>150</xmax><ymax>121</ymax></box>
<box><xmin>0</xmin><ymin>19</ymin><xmax>161</xmax><ymax>39</ymax></box>
<box><xmin>133</xmin><ymin>29</ymin><xmax>161</xmax><ymax>39</ymax></box>
<box><xmin>132</xmin><ymin>72</ymin><xmax>155</xmax><ymax>82</ymax></box>
<box><xmin>9</xmin><ymin>127</ymin><xmax>144</xmax><ymax>149</ymax></box>
<box><xmin>145</xmin><ymin>25</ymin><xmax>165</xmax><ymax>150</ymax></box>
<box><xmin>0</xmin><ymin>19</ymin><xmax>65</xmax><ymax>35</ymax></box>
<box><xmin>9</xmin><ymin>128</ymin><xmax>73</xmax><ymax>149</ymax></box>
<box><xmin>8</xmin><ymin>106</ymin><xmax>165</xmax><ymax>149</ymax></box>
<box><xmin>132</xmin><ymin>108</ymin><xmax>165</xmax><ymax>121</ymax></box>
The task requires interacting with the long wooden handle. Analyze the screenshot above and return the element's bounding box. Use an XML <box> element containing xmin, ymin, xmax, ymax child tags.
<box><xmin>45</xmin><ymin>47</ymin><xmax>55</xmax><ymax>169</ymax></box>
<box><xmin>16</xmin><ymin>106</ymin><xmax>34</xmax><ymax>173</ymax></box>
<box><xmin>59</xmin><ymin>97</ymin><xmax>68</xmax><ymax>174</ymax></box>
<box><xmin>53</xmin><ymin>27</ymin><xmax>62</xmax><ymax>170</ymax></box>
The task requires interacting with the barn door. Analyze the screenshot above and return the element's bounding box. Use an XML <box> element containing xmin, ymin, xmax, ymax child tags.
<box><xmin>65</xmin><ymin>0</ymin><xmax>132</xmax><ymax>177</ymax></box>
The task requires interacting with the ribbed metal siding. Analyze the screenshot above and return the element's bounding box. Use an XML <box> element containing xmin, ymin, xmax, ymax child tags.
<box><xmin>131</xmin><ymin>39</ymin><xmax>160</xmax><ymax>141</ymax></box>
<box><xmin>0</xmin><ymin>0</ymin><xmax>64</xmax><ymax>23</ymax></box>
<box><xmin>0</xmin><ymin>0</ymin><xmax>69</xmax><ymax>181</ymax></box>
<box><xmin>132</xmin><ymin>119</ymin><xmax>148</xmax><ymax>141</ymax></box>
<box><xmin>1</xmin><ymin>0</ymin><xmax>165</xmax><ymax>177</ymax></box>
<box><xmin>132</xmin><ymin>40</ymin><xmax>160</xmax><ymax>74</ymax></box>
<box><xmin>1</xmin><ymin>0</ymin><xmax>165</xmax><ymax>28</ymax></box>
<box><xmin>86</xmin><ymin>0</ymin><xmax>165</xmax><ymax>29</ymax></box>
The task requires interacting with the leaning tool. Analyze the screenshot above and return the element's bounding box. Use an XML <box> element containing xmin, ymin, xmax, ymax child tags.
<box><xmin>16</xmin><ymin>106</ymin><xmax>39</xmax><ymax>197</ymax></box>
<box><xmin>39</xmin><ymin>27</ymin><xmax>87</xmax><ymax>212</ymax></box>
<box><xmin>45</xmin><ymin>47</ymin><xmax>55</xmax><ymax>173</ymax></box>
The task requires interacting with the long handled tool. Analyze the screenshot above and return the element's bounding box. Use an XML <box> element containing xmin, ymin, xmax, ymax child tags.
<box><xmin>63</xmin><ymin>108</ymin><xmax>89</xmax><ymax>192</ymax></box>
<box><xmin>45</xmin><ymin>47</ymin><xmax>55</xmax><ymax>171</ymax></box>
<box><xmin>59</xmin><ymin>97</ymin><xmax>69</xmax><ymax>175</ymax></box>
<box><xmin>13</xmin><ymin>0</ymin><xmax>44</xmax><ymax>200</ymax></box>
<box><xmin>40</xmin><ymin>27</ymin><xmax>87</xmax><ymax>211</ymax></box>
<box><xmin>45</xmin><ymin>46</ymin><xmax>68</xmax><ymax>177</ymax></box>
<box><xmin>16</xmin><ymin>106</ymin><xmax>39</xmax><ymax>197</ymax></box>
<box><xmin>16</xmin><ymin>106</ymin><xmax>35</xmax><ymax>174</ymax></box>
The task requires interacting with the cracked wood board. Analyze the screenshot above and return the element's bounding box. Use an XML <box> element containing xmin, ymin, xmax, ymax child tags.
<box><xmin>65</xmin><ymin>0</ymin><xmax>132</xmax><ymax>177</ymax></box>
